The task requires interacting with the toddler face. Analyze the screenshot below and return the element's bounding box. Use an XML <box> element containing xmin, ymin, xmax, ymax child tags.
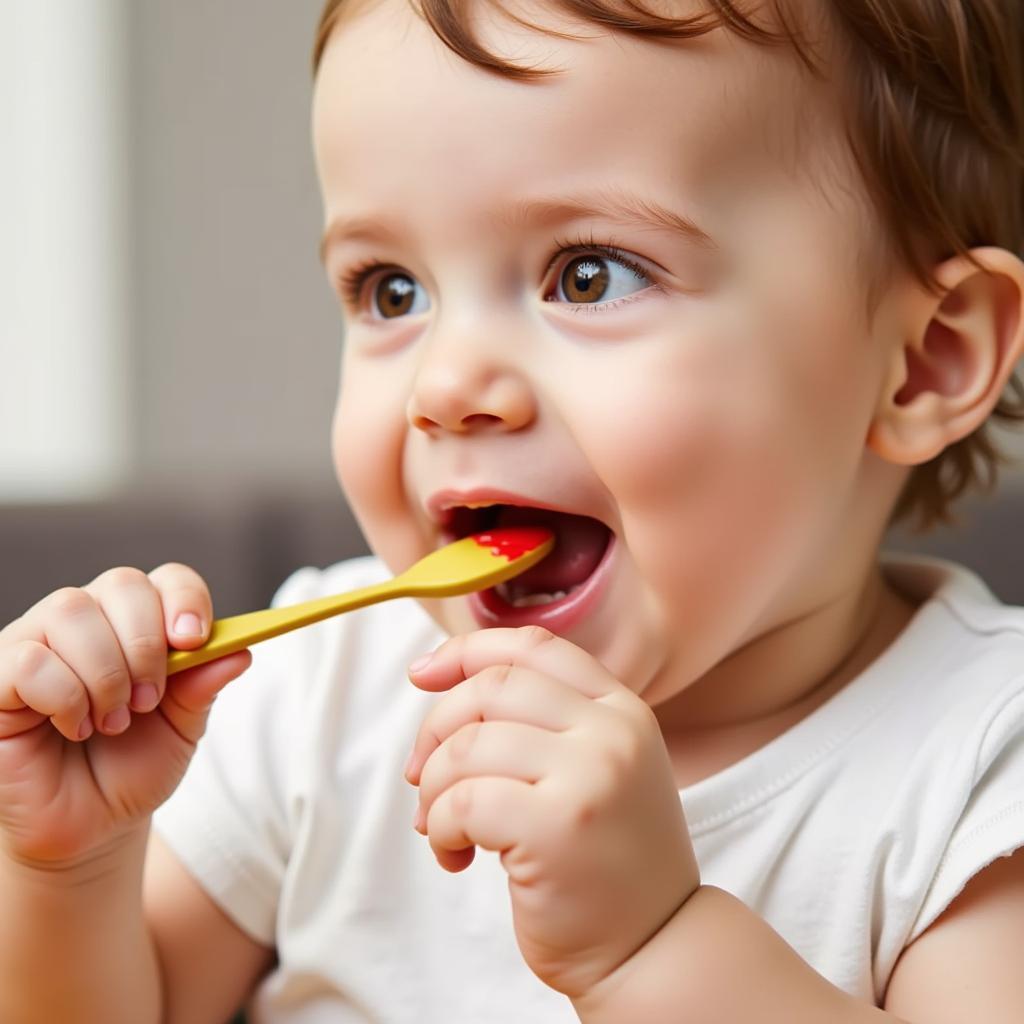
<box><xmin>314</xmin><ymin>0</ymin><xmax>907</xmax><ymax>707</ymax></box>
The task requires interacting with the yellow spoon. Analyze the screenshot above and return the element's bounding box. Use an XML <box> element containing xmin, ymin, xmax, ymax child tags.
<box><xmin>166</xmin><ymin>526</ymin><xmax>554</xmax><ymax>676</ymax></box>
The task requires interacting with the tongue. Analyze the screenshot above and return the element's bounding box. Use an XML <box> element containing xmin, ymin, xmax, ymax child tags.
<box><xmin>493</xmin><ymin>506</ymin><xmax>610</xmax><ymax>591</ymax></box>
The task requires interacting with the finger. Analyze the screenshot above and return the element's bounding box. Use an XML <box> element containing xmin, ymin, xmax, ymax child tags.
<box><xmin>147</xmin><ymin>562</ymin><xmax>214</xmax><ymax>651</ymax></box>
<box><xmin>417</xmin><ymin>719</ymin><xmax>557</xmax><ymax>825</ymax></box>
<box><xmin>408</xmin><ymin>626</ymin><xmax>620</xmax><ymax>701</ymax></box>
<box><xmin>0</xmin><ymin>639</ymin><xmax>91</xmax><ymax>741</ymax></box>
<box><xmin>84</xmin><ymin>567</ymin><xmax>169</xmax><ymax>714</ymax></box>
<box><xmin>28</xmin><ymin>587</ymin><xmax>134</xmax><ymax>736</ymax></box>
<box><xmin>406</xmin><ymin>664</ymin><xmax>595</xmax><ymax>784</ymax></box>
<box><xmin>159</xmin><ymin>649</ymin><xmax>252</xmax><ymax>745</ymax></box>
<box><xmin>425</xmin><ymin>775</ymin><xmax>536</xmax><ymax>873</ymax></box>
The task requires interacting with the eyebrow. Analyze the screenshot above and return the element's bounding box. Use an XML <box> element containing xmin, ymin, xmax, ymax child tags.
<box><xmin>319</xmin><ymin>186</ymin><xmax>715</xmax><ymax>264</ymax></box>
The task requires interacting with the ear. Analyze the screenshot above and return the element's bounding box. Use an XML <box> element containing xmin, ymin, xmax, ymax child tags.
<box><xmin>867</xmin><ymin>247</ymin><xmax>1024</xmax><ymax>465</ymax></box>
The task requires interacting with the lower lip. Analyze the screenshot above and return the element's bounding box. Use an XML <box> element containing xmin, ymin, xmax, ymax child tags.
<box><xmin>468</xmin><ymin>534</ymin><xmax>617</xmax><ymax>633</ymax></box>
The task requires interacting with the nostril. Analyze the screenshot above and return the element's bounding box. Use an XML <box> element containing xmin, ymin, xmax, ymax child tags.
<box><xmin>460</xmin><ymin>413</ymin><xmax>503</xmax><ymax>430</ymax></box>
<box><xmin>410</xmin><ymin>412</ymin><xmax>439</xmax><ymax>432</ymax></box>
<box><xmin>409</xmin><ymin>411</ymin><xmax>504</xmax><ymax>433</ymax></box>
<box><xmin>406</xmin><ymin>373</ymin><xmax>535</xmax><ymax>434</ymax></box>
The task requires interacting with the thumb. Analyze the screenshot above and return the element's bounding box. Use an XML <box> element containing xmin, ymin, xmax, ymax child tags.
<box><xmin>160</xmin><ymin>649</ymin><xmax>252</xmax><ymax>744</ymax></box>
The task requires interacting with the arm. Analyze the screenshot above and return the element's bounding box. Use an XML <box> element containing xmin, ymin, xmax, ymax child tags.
<box><xmin>144</xmin><ymin>834</ymin><xmax>275</xmax><ymax>1024</ymax></box>
<box><xmin>0</xmin><ymin>829</ymin><xmax>162</xmax><ymax>1024</ymax></box>
<box><xmin>572</xmin><ymin>850</ymin><xmax>1024</xmax><ymax>1024</ymax></box>
<box><xmin>0</xmin><ymin>830</ymin><xmax>273</xmax><ymax>1024</ymax></box>
<box><xmin>884</xmin><ymin>847</ymin><xmax>1024</xmax><ymax>1022</ymax></box>
<box><xmin>571</xmin><ymin>885</ymin><xmax>902</xmax><ymax>1024</ymax></box>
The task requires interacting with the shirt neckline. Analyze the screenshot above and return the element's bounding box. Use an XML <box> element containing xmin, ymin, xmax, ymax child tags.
<box><xmin>679</xmin><ymin>554</ymin><xmax>996</xmax><ymax>835</ymax></box>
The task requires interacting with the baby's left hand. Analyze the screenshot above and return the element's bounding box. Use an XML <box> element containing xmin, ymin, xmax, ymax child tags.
<box><xmin>405</xmin><ymin>626</ymin><xmax>699</xmax><ymax>999</ymax></box>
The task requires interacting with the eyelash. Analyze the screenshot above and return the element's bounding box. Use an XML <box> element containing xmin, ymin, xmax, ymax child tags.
<box><xmin>336</xmin><ymin>231</ymin><xmax>657</xmax><ymax>316</ymax></box>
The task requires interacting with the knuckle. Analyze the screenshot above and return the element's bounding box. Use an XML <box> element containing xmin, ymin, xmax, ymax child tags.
<box><xmin>519</xmin><ymin>624</ymin><xmax>556</xmax><ymax>650</ymax></box>
<box><xmin>569</xmin><ymin>792</ymin><xmax>600</xmax><ymax>832</ymax></box>
<box><xmin>449</xmin><ymin>777</ymin><xmax>476</xmax><ymax>818</ymax></box>
<box><xmin>96</xmin><ymin>565</ymin><xmax>149</xmax><ymax>590</ymax></box>
<box><xmin>605</xmin><ymin>719</ymin><xmax>643</xmax><ymax>772</ymax></box>
<box><xmin>91</xmin><ymin>662</ymin><xmax>131</xmax><ymax>701</ymax></box>
<box><xmin>151</xmin><ymin>560</ymin><xmax>189</xmax><ymax>576</ymax></box>
<box><xmin>149</xmin><ymin>562</ymin><xmax>206</xmax><ymax>592</ymax></box>
<box><xmin>147</xmin><ymin>564</ymin><xmax>211</xmax><ymax>611</ymax></box>
<box><xmin>619</xmin><ymin>693</ymin><xmax>656</xmax><ymax>735</ymax></box>
<box><xmin>636</xmin><ymin>700</ymin><xmax>662</xmax><ymax>740</ymax></box>
<box><xmin>13</xmin><ymin>639</ymin><xmax>50</xmax><ymax>677</ymax></box>
<box><xmin>567</xmin><ymin>766</ymin><xmax>616</xmax><ymax>833</ymax></box>
<box><xmin>449</xmin><ymin>721</ymin><xmax>482</xmax><ymax>763</ymax></box>
<box><xmin>478</xmin><ymin>663</ymin><xmax>513</xmax><ymax>693</ymax></box>
<box><xmin>571</xmin><ymin>796</ymin><xmax>607</xmax><ymax>838</ymax></box>
<box><xmin>51</xmin><ymin>678</ymin><xmax>88</xmax><ymax>717</ymax></box>
<box><xmin>122</xmin><ymin>632</ymin><xmax>166</xmax><ymax>663</ymax></box>
<box><xmin>48</xmin><ymin>587</ymin><xmax>94</xmax><ymax>620</ymax></box>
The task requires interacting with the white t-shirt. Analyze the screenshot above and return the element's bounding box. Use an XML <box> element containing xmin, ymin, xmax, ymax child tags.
<box><xmin>153</xmin><ymin>553</ymin><xmax>1024</xmax><ymax>1021</ymax></box>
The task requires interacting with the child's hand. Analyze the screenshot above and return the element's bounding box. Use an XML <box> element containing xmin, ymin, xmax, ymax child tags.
<box><xmin>0</xmin><ymin>564</ymin><xmax>251</xmax><ymax>871</ymax></box>
<box><xmin>404</xmin><ymin>626</ymin><xmax>699</xmax><ymax>999</ymax></box>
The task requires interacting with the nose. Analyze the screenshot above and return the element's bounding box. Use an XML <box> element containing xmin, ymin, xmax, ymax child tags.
<box><xmin>406</xmin><ymin>329</ymin><xmax>537</xmax><ymax>435</ymax></box>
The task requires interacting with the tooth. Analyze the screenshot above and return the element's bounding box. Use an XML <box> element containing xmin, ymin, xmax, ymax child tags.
<box><xmin>512</xmin><ymin>592</ymin><xmax>559</xmax><ymax>607</ymax></box>
<box><xmin>516</xmin><ymin>590</ymin><xmax>568</xmax><ymax>607</ymax></box>
<box><xmin>494</xmin><ymin>582</ymin><xmax>572</xmax><ymax>608</ymax></box>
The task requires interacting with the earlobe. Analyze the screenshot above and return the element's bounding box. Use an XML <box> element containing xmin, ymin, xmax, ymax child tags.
<box><xmin>867</xmin><ymin>247</ymin><xmax>1024</xmax><ymax>466</ymax></box>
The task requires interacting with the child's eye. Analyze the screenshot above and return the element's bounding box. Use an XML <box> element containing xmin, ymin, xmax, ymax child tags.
<box><xmin>545</xmin><ymin>242</ymin><xmax>654</xmax><ymax>313</ymax></box>
<box><xmin>338</xmin><ymin>263</ymin><xmax>430</xmax><ymax>320</ymax></box>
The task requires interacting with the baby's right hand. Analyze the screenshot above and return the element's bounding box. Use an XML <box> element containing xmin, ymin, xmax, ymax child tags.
<box><xmin>0</xmin><ymin>564</ymin><xmax>252</xmax><ymax>870</ymax></box>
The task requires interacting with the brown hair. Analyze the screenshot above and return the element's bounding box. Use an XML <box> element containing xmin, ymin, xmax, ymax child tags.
<box><xmin>313</xmin><ymin>0</ymin><xmax>1024</xmax><ymax>532</ymax></box>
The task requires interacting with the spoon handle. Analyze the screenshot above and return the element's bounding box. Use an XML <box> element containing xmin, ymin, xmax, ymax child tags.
<box><xmin>165</xmin><ymin>528</ymin><xmax>555</xmax><ymax>677</ymax></box>
<box><xmin>166</xmin><ymin>578</ymin><xmax>399</xmax><ymax>676</ymax></box>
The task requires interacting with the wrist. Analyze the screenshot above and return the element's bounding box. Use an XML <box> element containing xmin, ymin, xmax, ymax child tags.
<box><xmin>0</xmin><ymin>821</ymin><xmax>150</xmax><ymax>892</ymax></box>
<box><xmin>571</xmin><ymin>883</ymin><xmax>703</xmax><ymax>1023</ymax></box>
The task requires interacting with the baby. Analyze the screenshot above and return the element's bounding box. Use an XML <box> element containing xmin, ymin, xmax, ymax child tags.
<box><xmin>2</xmin><ymin>0</ymin><xmax>1024</xmax><ymax>1021</ymax></box>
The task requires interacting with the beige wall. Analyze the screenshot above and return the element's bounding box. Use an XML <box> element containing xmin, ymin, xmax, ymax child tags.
<box><xmin>129</xmin><ymin>0</ymin><xmax>342</xmax><ymax>495</ymax></box>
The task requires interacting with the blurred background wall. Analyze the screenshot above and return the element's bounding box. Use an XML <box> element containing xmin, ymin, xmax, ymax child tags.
<box><xmin>2</xmin><ymin>0</ymin><xmax>366</xmax><ymax>619</ymax></box>
<box><xmin>2</xmin><ymin>0</ymin><xmax>1023</xmax><ymax>625</ymax></box>
<box><xmin>129</xmin><ymin>0</ymin><xmax>341</xmax><ymax>494</ymax></box>
<box><xmin>2</xmin><ymin>0</ymin><xmax>340</xmax><ymax>503</ymax></box>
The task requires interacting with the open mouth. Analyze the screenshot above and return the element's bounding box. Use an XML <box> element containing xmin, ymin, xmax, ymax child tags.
<box><xmin>442</xmin><ymin>503</ymin><xmax>614</xmax><ymax>615</ymax></box>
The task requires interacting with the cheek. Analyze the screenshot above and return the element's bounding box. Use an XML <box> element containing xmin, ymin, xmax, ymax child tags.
<box><xmin>331</xmin><ymin>360</ymin><xmax>419</xmax><ymax>567</ymax></box>
<box><xmin>573</xmin><ymin>320</ymin><xmax>860</xmax><ymax>604</ymax></box>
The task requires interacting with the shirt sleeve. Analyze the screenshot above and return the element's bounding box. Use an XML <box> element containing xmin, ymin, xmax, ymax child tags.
<box><xmin>152</xmin><ymin>566</ymin><xmax>325</xmax><ymax>946</ymax></box>
<box><xmin>909</xmin><ymin>682</ymin><xmax>1024</xmax><ymax>942</ymax></box>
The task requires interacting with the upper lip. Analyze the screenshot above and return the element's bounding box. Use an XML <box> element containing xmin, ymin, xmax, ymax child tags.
<box><xmin>425</xmin><ymin>487</ymin><xmax>592</xmax><ymax>531</ymax></box>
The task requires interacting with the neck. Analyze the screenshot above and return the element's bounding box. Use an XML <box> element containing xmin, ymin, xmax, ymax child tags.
<box><xmin>653</xmin><ymin>561</ymin><xmax>918</xmax><ymax>788</ymax></box>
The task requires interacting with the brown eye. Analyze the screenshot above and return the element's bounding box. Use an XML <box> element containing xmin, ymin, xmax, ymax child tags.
<box><xmin>559</xmin><ymin>257</ymin><xmax>610</xmax><ymax>304</ymax></box>
<box><xmin>373</xmin><ymin>272</ymin><xmax>419</xmax><ymax>318</ymax></box>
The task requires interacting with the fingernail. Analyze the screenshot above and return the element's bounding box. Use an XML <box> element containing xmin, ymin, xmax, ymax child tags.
<box><xmin>102</xmin><ymin>706</ymin><xmax>130</xmax><ymax>734</ymax></box>
<box><xmin>131</xmin><ymin>683</ymin><xmax>159</xmax><ymax>713</ymax></box>
<box><xmin>413</xmin><ymin>805</ymin><xmax>426</xmax><ymax>833</ymax></box>
<box><xmin>408</xmin><ymin>653</ymin><xmax>432</xmax><ymax>674</ymax></box>
<box><xmin>403</xmin><ymin>749</ymin><xmax>416</xmax><ymax>780</ymax></box>
<box><xmin>174</xmin><ymin>612</ymin><xmax>204</xmax><ymax>638</ymax></box>
<box><xmin>77</xmin><ymin>716</ymin><xmax>94</xmax><ymax>741</ymax></box>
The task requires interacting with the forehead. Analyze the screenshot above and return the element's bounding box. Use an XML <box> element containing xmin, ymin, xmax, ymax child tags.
<box><xmin>312</xmin><ymin>0</ymin><xmax>853</xmax><ymax>242</ymax></box>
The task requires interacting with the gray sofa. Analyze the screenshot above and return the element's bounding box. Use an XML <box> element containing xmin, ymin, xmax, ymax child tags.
<box><xmin>2</xmin><ymin>485</ymin><xmax>1022</xmax><ymax>630</ymax></box>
